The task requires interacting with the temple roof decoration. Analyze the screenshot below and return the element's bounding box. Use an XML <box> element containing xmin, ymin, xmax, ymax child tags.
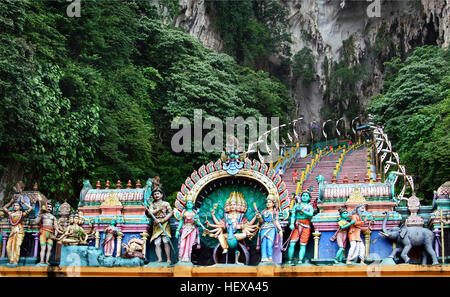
<box><xmin>346</xmin><ymin>187</ymin><xmax>367</xmax><ymax>204</ymax></box>
<box><xmin>100</xmin><ymin>192</ymin><xmax>123</xmax><ymax>207</ymax></box>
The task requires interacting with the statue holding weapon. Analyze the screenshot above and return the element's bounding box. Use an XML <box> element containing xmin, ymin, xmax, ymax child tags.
<box><xmin>144</xmin><ymin>187</ymin><xmax>175</xmax><ymax>263</ymax></box>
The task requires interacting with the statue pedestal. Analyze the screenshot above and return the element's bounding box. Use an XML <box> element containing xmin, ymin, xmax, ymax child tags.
<box><xmin>173</xmin><ymin>262</ymin><xmax>193</xmax><ymax>277</ymax></box>
<box><xmin>381</xmin><ymin>258</ymin><xmax>397</xmax><ymax>265</ymax></box>
<box><xmin>60</xmin><ymin>245</ymin><xmax>102</xmax><ymax>267</ymax></box>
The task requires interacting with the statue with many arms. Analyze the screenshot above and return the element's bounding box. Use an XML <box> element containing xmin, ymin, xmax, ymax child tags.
<box><xmin>204</xmin><ymin>192</ymin><xmax>259</xmax><ymax>262</ymax></box>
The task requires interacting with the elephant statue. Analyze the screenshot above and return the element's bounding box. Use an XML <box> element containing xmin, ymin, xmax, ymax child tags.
<box><xmin>380</xmin><ymin>211</ymin><xmax>439</xmax><ymax>265</ymax></box>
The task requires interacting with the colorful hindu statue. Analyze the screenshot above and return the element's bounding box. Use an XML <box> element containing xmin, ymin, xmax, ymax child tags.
<box><xmin>102</xmin><ymin>217</ymin><xmax>119</xmax><ymax>257</ymax></box>
<box><xmin>256</xmin><ymin>194</ymin><xmax>283</xmax><ymax>264</ymax></box>
<box><xmin>122</xmin><ymin>237</ymin><xmax>145</xmax><ymax>259</ymax></box>
<box><xmin>2</xmin><ymin>196</ymin><xmax>33</xmax><ymax>265</ymax></box>
<box><xmin>56</xmin><ymin>212</ymin><xmax>90</xmax><ymax>246</ymax></box>
<box><xmin>330</xmin><ymin>206</ymin><xmax>354</xmax><ymax>264</ymax></box>
<box><xmin>286</xmin><ymin>191</ymin><xmax>314</xmax><ymax>265</ymax></box>
<box><xmin>145</xmin><ymin>187</ymin><xmax>173</xmax><ymax>263</ymax></box>
<box><xmin>346</xmin><ymin>204</ymin><xmax>367</xmax><ymax>265</ymax></box>
<box><xmin>35</xmin><ymin>201</ymin><xmax>58</xmax><ymax>265</ymax></box>
<box><xmin>221</xmin><ymin>135</ymin><xmax>245</xmax><ymax>175</ymax></box>
<box><xmin>175</xmin><ymin>198</ymin><xmax>201</xmax><ymax>263</ymax></box>
<box><xmin>204</xmin><ymin>192</ymin><xmax>258</xmax><ymax>260</ymax></box>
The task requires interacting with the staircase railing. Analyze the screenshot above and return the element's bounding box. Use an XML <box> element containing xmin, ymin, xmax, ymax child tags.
<box><xmin>273</xmin><ymin>143</ymin><xmax>302</xmax><ymax>174</ymax></box>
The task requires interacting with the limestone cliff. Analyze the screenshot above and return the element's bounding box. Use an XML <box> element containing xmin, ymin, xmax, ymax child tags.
<box><xmin>169</xmin><ymin>0</ymin><xmax>449</xmax><ymax>141</ymax></box>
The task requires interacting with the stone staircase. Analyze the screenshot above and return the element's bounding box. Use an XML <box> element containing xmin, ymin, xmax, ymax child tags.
<box><xmin>282</xmin><ymin>155</ymin><xmax>312</xmax><ymax>198</ymax></box>
<box><xmin>300</xmin><ymin>152</ymin><xmax>341</xmax><ymax>207</ymax></box>
<box><xmin>280</xmin><ymin>145</ymin><xmax>371</xmax><ymax>208</ymax></box>
<box><xmin>337</xmin><ymin>147</ymin><xmax>368</xmax><ymax>183</ymax></box>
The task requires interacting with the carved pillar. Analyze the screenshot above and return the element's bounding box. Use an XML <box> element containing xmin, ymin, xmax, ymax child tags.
<box><xmin>312</xmin><ymin>231</ymin><xmax>321</xmax><ymax>260</ymax></box>
<box><xmin>95</xmin><ymin>231</ymin><xmax>100</xmax><ymax>249</ymax></box>
<box><xmin>32</xmin><ymin>232</ymin><xmax>39</xmax><ymax>258</ymax></box>
<box><xmin>2</xmin><ymin>233</ymin><xmax>8</xmax><ymax>258</ymax></box>
<box><xmin>116</xmin><ymin>232</ymin><xmax>124</xmax><ymax>257</ymax></box>
<box><xmin>140</xmin><ymin>232</ymin><xmax>149</xmax><ymax>259</ymax></box>
<box><xmin>363</xmin><ymin>229</ymin><xmax>372</xmax><ymax>259</ymax></box>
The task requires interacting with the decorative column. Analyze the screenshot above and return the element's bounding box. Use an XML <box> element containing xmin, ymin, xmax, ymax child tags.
<box><xmin>95</xmin><ymin>231</ymin><xmax>100</xmax><ymax>249</ymax></box>
<box><xmin>116</xmin><ymin>232</ymin><xmax>124</xmax><ymax>257</ymax></box>
<box><xmin>140</xmin><ymin>232</ymin><xmax>149</xmax><ymax>259</ymax></box>
<box><xmin>363</xmin><ymin>229</ymin><xmax>372</xmax><ymax>259</ymax></box>
<box><xmin>1</xmin><ymin>233</ymin><xmax>8</xmax><ymax>258</ymax></box>
<box><xmin>312</xmin><ymin>230</ymin><xmax>321</xmax><ymax>260</ymax></box>
<box><xmin>32</xmin><ymin>233</ymin><xmax>39</xmax><ymax>259</ymax></box>
<box><xmin>434</xmin><ymin>229</ymin><xmax>441</xmax><ymax>257</ymax></box>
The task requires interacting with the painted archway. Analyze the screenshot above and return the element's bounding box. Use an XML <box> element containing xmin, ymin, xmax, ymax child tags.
<box><xmin>173</xmin><ymin>158</ymin><xmax>291</xmax><ymax>222</ymax></box>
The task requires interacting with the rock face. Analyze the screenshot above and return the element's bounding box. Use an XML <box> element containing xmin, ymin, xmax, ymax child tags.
<box><xmin>170</xmin><ymin>0</ymin><xmax>449</xmax><ymax>139</ymax></box>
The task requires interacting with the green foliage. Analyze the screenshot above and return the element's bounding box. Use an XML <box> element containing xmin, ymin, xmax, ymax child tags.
<box><xmin>206</xmin><ymin>0</ymin><xmax>291</xmax><ymax>69</ymax></box>
<box><xmin>292</xmin><ymin>47</ymin><xmax>316</xmax><ymax>86</ymax></box>
<box><xmin>0</xmin><ymin>0</ymin><xmax>293</xmax><ymax>206</ymax></box>
<box><xmin>368</xmin><ymin>46</ymin><xmax>450</xmax><ymax>202</ymax></box>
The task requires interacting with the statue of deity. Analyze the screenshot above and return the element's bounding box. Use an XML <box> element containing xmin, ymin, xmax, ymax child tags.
<box><xmin>2</xmin><ymin>196</ymin><xmax>33</xmax><ymax>265</ymax></box>
<box><xmin>286</xmin><ymin>191</ymin><xmax>314</xmax><ymax>265</ymax></box>
<box><xmin>56</xmin><ymin>212</ymin><xmax>91</xmax><ymax>246</ymax></box>
<box><xmin>256</xmin><ymin>194</ymin><xmax>283</xmax><ymax>263</ymax></box>
<box><xmin>204</xmin><ymin>192</ymin><xmax>258</xmax><ymax>258</ymax></box>
<box><xmin>175</xmin><ymin>198</ymin><xmax>201</xmax><ymax>263</ymax></box>
<box><xmin>102</xmin><ymin>217</ymin><xmax>119</xmax><ymax>257</ymax></box>
<box><xmin>35</xmin><ymin>201</ymin><xmax>58</xmax><ymax>265</ymax></box>
<box><xmin>346</xmin><ymin>204</ymin><xmax>367</xmax><ymax>265</ymax></box>
<box><xmin>330</xmin><ymin>206</ymin><xmax>354</xmax><ymax>264</ymax></box>
<box><xmin>145</xmin><ymin>187</ymin><xmax>173</xmax><ymax>263</ymax></box>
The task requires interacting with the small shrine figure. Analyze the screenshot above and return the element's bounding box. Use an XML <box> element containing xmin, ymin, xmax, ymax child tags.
<box><xmin>35</xmin><ymin>201</ymin><xmax>58</xmax><ymax>265</ymax></box>
<box><xmin>346</xmin><ymin>204</ymin><xmax>367</xmax><ymax>265</ymax></box>
<box><xmin>102</xmin><ymin>217</ymin><xmax>119</xmax><ymax>257</ymax></box>
<box><xmin>256</xmin><ymin>194</ymin><xmax>283</xmax><ymax>263</ymax></box>
<box><xmin>2</xmin><ymin>196</ymin><xmax>33</xmax><ymax>265</ymax></box>
<box><xmin>330</xmin><ymin>206</ymin><xmax>354</xmax><ymax>264</ymax></box>
<box><xmin>175</xmin><ymin>198</ymin><xmax>201</xmax><ymax>263</ymax></box>
<box><xmin>145</xmin><ymin>188</ymin><xmax>174</xmax><ymax>263</ymax></box>
<box><xmin>56</xmin><ymin>212</ymin><xmax>90</xmax><ymax>246</ymax></box>
<box><xmin>286</xmin><ymin>191</ymin><xmax>314</xmax><ymax>265</ymax></box>
<box><xmin>122</xmin><ymin>237</ymin><xmax>145</xmax><ymax>259</ymax></box>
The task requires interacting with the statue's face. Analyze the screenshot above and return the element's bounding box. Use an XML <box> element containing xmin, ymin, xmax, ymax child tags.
<box><xmin>359</xmin><ymin>206</ymin><xmax>365</xmax><ymax>213</ymax></box>
<box><xmin>13</xmin><ymin>203</ymin><xmax>20</xmax><ymax>211</ymax></box>
<box><xmin>186</xmin><ymin>200</ymin><xmax>194</xmax><ymax>210</ymax></box>
<box><xmin>153</xmin><ymin>191</ymin><xmax>162</xmax><ymax>201</ymax></box>
<box><xmin>230</xmin><ymin>202</ymin><xmax>237</xmax><ymax>212</ymax></box>
<box><xmin>224</xmin><ymin>205</ymin><xmax>230</xmax><ymax>213</ymax></box>
<box><xmin>266</xmin><ymin>199</ymin><xmax>274</xmax><ymax>209</ymax></box>
<box><xmin>69</xmin><ymin>216</ymin><xmax>74</xmax><ymax>224</ymax></box>
<box><xmin>47</xmin><ymin>204</ymin><xmax>53</xmax><ymax>213</ymax></box>
<box><xmin>301</xmin><ymin>192</ymin><xmax>311</xmax><ymax>203</ymax></box>
<box><xmin>341</xmin><ymin>211</ymin><xmax>348</xmax><ymax>220</ymax></box>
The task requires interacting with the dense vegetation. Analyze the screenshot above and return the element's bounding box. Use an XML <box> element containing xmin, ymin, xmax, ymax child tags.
<box><xmin>205</xmin><ymin>0</ymin><xmax>291</xmax><ymax>71</ymax></box>
<box><xmin>0</xmin><ymin>0</ymin><xmax>293</xmax><ymax>205</ymax></box>
<box><xmin>368</xmin><ymin>46</ymin><xmax>450</xmax><ymax>202</ymax></box>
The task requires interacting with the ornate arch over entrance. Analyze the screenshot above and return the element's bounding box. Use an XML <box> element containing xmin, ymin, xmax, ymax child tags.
<box><xmin>173</xmin><ymin>158</ymin><xmax>291</xmax><ymax>221</ymax></box>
